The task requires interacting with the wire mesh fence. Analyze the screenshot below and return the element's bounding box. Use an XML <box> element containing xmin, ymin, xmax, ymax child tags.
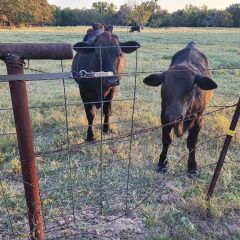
<box><xmin>0</xmin><ymin>42</ymin><xmax>239</xmax><ymax>239</ymax></box>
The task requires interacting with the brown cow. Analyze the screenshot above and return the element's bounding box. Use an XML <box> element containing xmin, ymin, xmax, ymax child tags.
<box><xmin>72</xmin><ymin>31</ymin><xmax>140</xmax><ymax>141</ymax></box>
<box><xmin>143</xmin><ymin>42</ymin><xmax>217</xmax><ymax>175</ymax></box>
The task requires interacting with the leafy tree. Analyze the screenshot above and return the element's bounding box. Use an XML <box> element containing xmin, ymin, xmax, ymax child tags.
<box><xmin>61</xmin><ymin>8</ymin><xmax>73</xmax><ymax>26</ymax></box>
<box><xmin>39</xmin><ymin>0</ymin><xmax>53</xmax><ymax>23</ymax></box>
<box><xmin>148</xmin><ymin>4</ymin><xmax>235</xmax><ymax>28</ymax></box>
<box><xmin>49</xmin><ymin>1</ymin><xmax>236</xmax><ymax>28</ymax></box>
<box><xmin>0</xmin><ymin>0</ymin><xmax>52</xmax><ymax>26</ymax></box>
<box><xmin>116</xmin><ymin>4</ymin><xmax>133</xmax><ymax>25</ymax></box>
<box><xmin>148</xmin><ymin>9</ymin><xmax>169</xmax><ymax>27</ymax></box>
<box><xmin>214</xmin><ymin>10</ymin><xmax>233</xmax><ymax>27</ymax></box>
<box><xmin>227</xmin><ymin>4</ymin><xmax>240</xmax><ymax>27</ymax></box>
<box><xmin>129</xmin><ymin>0</ymin><xmax>160</xmax><ymax>25</ymax></box>
<box><xmin>51</xmin><ymin>5</ymin><xmax>62</xmax><ymax>26</ymax></box>
<box><xmin>92</xmin><ymin>2</ymin><xmax>116</xmax><ymax>15</ymax></box>
<box><xmin>199</xmin><ymin>9</ymin><xmax>214</xmax><ymax>27</ymax></box>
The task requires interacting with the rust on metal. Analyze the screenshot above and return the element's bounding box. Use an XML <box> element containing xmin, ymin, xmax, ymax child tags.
<box><xmin>206</xmin><ymin>97</ymin><xmax>240</xmax><ymax>201</ymax></box>
<box><xmin>4</xmin><ymin>54</ymin><xmax>44</xmax><ymax>240</ymax></box>
<box><xmin>0</xmin><ymin>43</ymin><xmax>73</xmax><ymax>60</ymax></box>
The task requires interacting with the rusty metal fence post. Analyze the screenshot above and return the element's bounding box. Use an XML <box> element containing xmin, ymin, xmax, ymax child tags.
<box><xmin>206</xmin><ymin>97</ymin><xmax>240</xmax><ymax>201</ymax></box>
<box><xmin>4</xmin><ymin>54</ymin><xmax>44</xmax><ymax>239</ymax></box>
<box><xmin>0</xmin><ymin>43</ymin><xmax>73</xmax><ymax>239</ymax></box>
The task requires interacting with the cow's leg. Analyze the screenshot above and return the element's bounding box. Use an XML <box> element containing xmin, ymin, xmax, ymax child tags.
<box><xmin>156</xmin><ymin>126</ymin><xmax>173</xmax><ymax>173</ymax></box>
<box><xmin>102</xmin><ymin>88</ymin><xmax>115</xmax><ymax>134</ymax></box>
<box><xmin>79</xmin><ymin>88</ymin><xmax>96</xmax><ymax>142</ymax></box>
<box><xmin>187</xmin><ymin>119</ymin><xmax>202</xmax><ymax>174</ymax></box>
<box><xmin>83</xmin><ymin>103</ymin><xmax>96</xmax><ymax>142</ymax></box>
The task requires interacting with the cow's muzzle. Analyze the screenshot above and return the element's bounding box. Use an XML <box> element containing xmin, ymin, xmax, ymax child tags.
<box><xmin>165</xmin><ymin>115</ymin><xmax>184</xmax><ymax>137</ymax></box>
<box><xmin>103</xmin><ymin>77</ymin><xmax>119</xmax><ymax>89</ymax></box>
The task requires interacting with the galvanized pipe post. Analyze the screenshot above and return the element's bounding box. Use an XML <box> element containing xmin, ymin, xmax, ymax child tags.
<box><xmin>4</xmin><ymin>54</ymin><xmax>44</xmax><ymax>240</ymax></box>
<box><xmin>206</xmin><ymin>97</ymin><xmax>240</xmax><ymax>201</ymax></box>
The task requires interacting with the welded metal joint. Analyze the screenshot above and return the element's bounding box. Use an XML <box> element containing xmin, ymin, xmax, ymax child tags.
<box><xmin>3</xmin><ymin>52</ymin><xmax>24</xmax><ymax>67</ymax></box>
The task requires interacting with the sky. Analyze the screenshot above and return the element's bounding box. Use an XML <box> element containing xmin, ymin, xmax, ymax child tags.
<box><xmin>48</xmin><ymin>0</ymin><xmax>239</xmax><ymax>12</ymax></box>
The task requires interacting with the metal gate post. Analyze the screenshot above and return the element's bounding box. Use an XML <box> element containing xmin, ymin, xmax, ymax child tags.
<box><xmin>4</xmin><ymin>54</ymin><xmax>44</xmax><ymax>240</ymax></box>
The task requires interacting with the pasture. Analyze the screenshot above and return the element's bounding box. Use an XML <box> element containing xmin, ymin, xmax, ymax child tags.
<box><xmin>0</xmin><ymin>27</ymin><xmax>239</xmax><ymax>239</ymax></box>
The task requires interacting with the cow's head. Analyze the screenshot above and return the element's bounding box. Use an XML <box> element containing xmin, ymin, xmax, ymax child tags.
<box><xmin>73</xmin><ymin>32</ymin><xmax>140</xmax><ymax>89</ymax></box>
<box><xmin>143</xmin><ymin>66</ymin><xmax>217</xmax><ymax>136</ymax></box>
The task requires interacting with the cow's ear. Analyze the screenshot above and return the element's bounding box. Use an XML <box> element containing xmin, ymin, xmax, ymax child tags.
<box><xmin>194</xmin><ymin>75</ymin><xmax>218</xmax><ymax>90</ymax></box>
<box><xmin>120</xmin><ymin>41</ymin><xmax>140</xmax><ymax>54</ymax></box>
<box><xmin>73</xmin><ymin>42</ymin><xmax>94</xmax><ymax>54</ymax></box>
<box><xmin>143</xmin><ymin>73</ymin><xmax>165</xmax><ymax>87</ymax></box>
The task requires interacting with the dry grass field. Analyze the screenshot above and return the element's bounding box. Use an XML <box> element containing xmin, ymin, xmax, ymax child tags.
<box><xmin>0</xmin><ymin>26</ymin><xmax>239</xmax><ymax>239</ymax></box>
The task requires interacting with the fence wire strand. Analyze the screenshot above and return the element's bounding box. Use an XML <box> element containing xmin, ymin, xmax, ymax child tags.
<box><xmin>99</xmin><ymin>45</ymin><xmax>104</xmax><ymax>214</ymax></box>
<box><xmin>61</xmin><ymin>59</ymin><xmax>75</xmax><ymax>220</ymax></box>
<box><xmin>0</xmin><ymin>103</ymin><xmax>238</xmax><ymax>163</ymax></box>
<box><xmin>125</xmin><ymin>48</ymin><xmax>138</xmax><ymax>214</ymax></box>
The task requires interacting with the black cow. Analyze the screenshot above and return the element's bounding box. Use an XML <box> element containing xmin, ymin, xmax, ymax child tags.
<box><xmin>143</xmin><ymin>42</ymin><xmax>217</xmax><ymax>175</ymax></box>
<box><xmin>72</xmin><ymin>31</ymin><xmax>140</xmax><ymax>141</ymax></box>
<box><xmin>129</xmin><ymin>26</ymin><xmax>140</xmax><ymax>33</ymax></box>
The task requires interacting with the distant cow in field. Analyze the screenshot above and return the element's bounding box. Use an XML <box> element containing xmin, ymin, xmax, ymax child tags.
<box><xmin>143</xmin><ymin>42</ymin><xmax>217</xmax><ymax>175</ymax></box>
<box><xmin>129</xmin><ymin>26</ymin><xmax>140</xmax><ymax>33</ymax></box>
<box><xmin>72</xmin><ymin>29</ymin><xmax>140</xmax><ymax>141</ymax></box>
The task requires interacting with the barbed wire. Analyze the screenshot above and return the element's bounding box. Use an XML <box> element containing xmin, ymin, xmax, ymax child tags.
<box><xmin>0</xmin><ymin>98</ymin><xmax>237</xmax><ymax>115</ymax></box>
<box><xmin>0</xmin><ymin>138</ymin><xmax>238</xmax><ymax>203</ymax></box>
<box><xmin>0</xmin><ymin>102</ymin><xmax>238</xmax><ymax>162</ymax></box>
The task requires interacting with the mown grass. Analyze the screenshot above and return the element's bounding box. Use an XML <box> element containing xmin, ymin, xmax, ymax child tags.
<box><xmin>0</xmin><ymin>26</ymin><xmax>239</xmax><ymax>239</ymax></box>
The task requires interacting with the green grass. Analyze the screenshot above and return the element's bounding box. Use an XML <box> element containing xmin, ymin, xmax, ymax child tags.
<box><xmin>0</xmin><ymin>26</ymin><xmax>239</xmax><ymax>239</ymax></box>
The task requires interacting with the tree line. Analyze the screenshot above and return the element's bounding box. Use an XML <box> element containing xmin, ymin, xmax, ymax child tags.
<box><xmin>0</xmin><ymin>0</ymin><xmax>240</xmax><ymax>28</ymax></box>
<box><xmin>52</xmin><ymin>1</ymin><xmax>240</xmax><ymax>28</ymax></box>
<box><xmin>0</xmin><ymin>0</ymin><xmax>52</xmax><ymax>26</ymax></box>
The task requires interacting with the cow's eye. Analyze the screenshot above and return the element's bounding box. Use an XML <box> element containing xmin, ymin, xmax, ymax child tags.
<box><xmin>119</xmin><ymin>53</ymin><xmax>123</xmax><ymax>57</ymax></box>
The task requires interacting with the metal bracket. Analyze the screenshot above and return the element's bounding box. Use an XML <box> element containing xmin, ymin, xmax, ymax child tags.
<box><xmin>3</xmin><ymin>52</ymin><xmax>21</xmax><ymax>61</ymax></box>
<box><xmin>3</xmin><ymin>53</ymin><xmax>25</xmax><ymax>68</ymax></box>
<box><xmin>78</xmin><ymin>70</ymin><xmax>114</xmax><ymax>78</ymax></box>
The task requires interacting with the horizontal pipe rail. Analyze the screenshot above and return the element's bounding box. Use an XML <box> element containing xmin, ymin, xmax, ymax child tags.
<box><xmin>0</xmin><ymin>71</ymin><xmax>116</xmax><ymax>81</ymax></box>
<box><xmin>0</xmin><ymin>43</ymin><xmax>73</xmax><ymax>60</ymax></box>
<box><xmin>0</xmin><ymin>72</ymin><xmax>72</xmax><ymax>81</ymax></box>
